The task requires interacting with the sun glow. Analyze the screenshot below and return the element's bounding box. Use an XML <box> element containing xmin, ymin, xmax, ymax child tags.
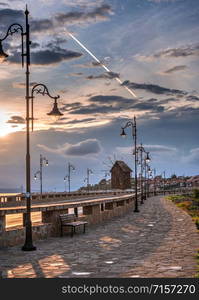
<box><xmin>0</xmin><ymin>112</ymin><xmax>23</xmax><ymax>137</ymax></box>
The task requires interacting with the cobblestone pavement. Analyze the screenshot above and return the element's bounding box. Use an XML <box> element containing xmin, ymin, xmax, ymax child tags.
<box><xmin>0</xmin><ymin>196</ymin><xmax>198</xmax><ymax>278</ymax></box>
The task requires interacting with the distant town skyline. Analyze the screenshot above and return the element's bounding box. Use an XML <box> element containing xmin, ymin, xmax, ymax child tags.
<box><xmin>0</xmin><ymin>0</ymin><xmax>199</xmax><ymax>191</ymax></box>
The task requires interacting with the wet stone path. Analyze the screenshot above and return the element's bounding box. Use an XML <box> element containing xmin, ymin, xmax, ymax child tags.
<box><xmin>0</xmin><ymin>196</ymin><xmax>198</xmax><ymax>278</ymax></box>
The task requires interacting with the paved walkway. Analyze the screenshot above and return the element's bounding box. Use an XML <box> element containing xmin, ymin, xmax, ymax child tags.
<box><xmin>0</xmin><ymin>196</ymin><xmax>198</xmax><ymax>278</ymax></box>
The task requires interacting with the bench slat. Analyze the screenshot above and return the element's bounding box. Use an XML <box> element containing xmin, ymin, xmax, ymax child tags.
<box><xmin>59</xmin><ymin>213</ymin><xmax>88</xmax><ymax>237</ymax></box>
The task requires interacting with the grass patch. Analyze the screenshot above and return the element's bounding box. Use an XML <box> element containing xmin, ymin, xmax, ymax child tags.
<box><xmin>166</xmin><ymin>195</ymin><xmax>190</xmax><ymax>203</ymax></box>
<box><xmin>167</xmin><ymin>192</ymin><xmax>199</xmax><ymax>277</ymax></box>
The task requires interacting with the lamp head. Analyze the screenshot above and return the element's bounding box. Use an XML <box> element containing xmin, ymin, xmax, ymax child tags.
<box><xmin>146</xmin><ymin>152</ymin><xmax>150</xmax><ymax>163</ymax></box>
<box><xmin>0</xmin><ymin>40</ymin><xmax>8</xmax><ymax>63</ymax></box>
<box><xmin>45</xmin><ymin>160</ymin><xmax>49</xmax><ymax>166</ymax></box>
<box><xmin>47</xmin><ymin>98</ymin><xmax>63</xmax><ymax>121</ymax></box>
<box><xmin>120</xmin><ymin>128</ymin><xmax>127</xmax><ymax>138</ymax></box>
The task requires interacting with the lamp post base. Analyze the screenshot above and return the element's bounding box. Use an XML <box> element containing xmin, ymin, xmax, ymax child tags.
<box><xmin>134</xmin><ymin>203</ymin><xmax>140</xmax><ymax>212</ymax></box>
<box><xmin>21</xmin><ymin>245</ymin><xmax>36</xmax><ymax>251</ymax></box>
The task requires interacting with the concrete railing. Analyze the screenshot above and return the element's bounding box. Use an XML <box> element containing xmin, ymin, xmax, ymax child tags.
<box><xmin>0</xmin><ymin>190</ymin><xmax>133</xmax><ymax>207</ymax></box>
<box><xmin>0</xmin><ymin>188</ymin><xmax>194</xmax><ymax>248</ymax></box>
<box><xmin>0</xmin><ymin>193</ymin><xmax>136</xmax><ymax>248</ymax></box>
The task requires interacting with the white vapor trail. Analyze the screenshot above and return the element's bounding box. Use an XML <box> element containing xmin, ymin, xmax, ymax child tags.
<box><xmin>68</xmin><ymin>32</ymin><xmax>137</xmax><ymax>98</ymax></box>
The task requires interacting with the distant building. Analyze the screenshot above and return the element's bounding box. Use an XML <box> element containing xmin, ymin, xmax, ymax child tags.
<box><xmin>110</xmin><ymin>160</ymin><xmax>132</xmax><ymax>190</ymax></box>
<box><xmin>187</xmin><ymin>176</ymin><xmax>199</xmax><ymax>187</ymax></box>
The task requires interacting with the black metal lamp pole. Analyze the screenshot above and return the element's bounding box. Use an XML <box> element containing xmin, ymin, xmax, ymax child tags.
<box><xmin>121</xmin><ymin>116</ymin><xmax>139</xmax><ymax>212</ymax></box>
<box><xmin>0</xmin><ymin>7</ymin><xmax>35</xmax><ymax>251</ymax></box>
<box><xmin>23</xmin><ymin>82</ymin><xmax>62</xmax><ymax>251</ymax></box>
<box><xmin>68</xmin><ymin>163</ymin><xmax>75</xmax><ymax>193</ymax></box>
<box><xmin>0</xmin><ymin>7</ymin><xmax>63</xmax><ymax>251</ymax></box>
<box><xmin>145</xmin><ymin>152</ymin><xmax>151</xmax><ymax>199</ymax></box>
<box><xmin>137</xmin><ymin>144</ymin><xmax>147</xmax><ymax>204</ymax></box>
<box><xmin>143</xmin><ymin>158</ymin><xmax>147</xmax><ymax>200</ymax></box>
<box><xmin>86</xmin><ymin>168</ymin><xmax>93</xmax><ymax>192</ymax></box>
<box><xmin>163</xmin><ymin>170</ymin><xmax>166</xmax><ymax>195</ymax></box>
<box><xmin>153</xmin><ymin>168</ymin><xmax>156</xmax><ymax>196</ymax></box>
<box><xmin>34</xmin><ymin>154</ymin><xmax>48</xmax><ymax>196</ymax></box>
<box><xmin>40</xmin><ymin>154</ymin><xmax>48</xmax><ymax>195</ymax></box>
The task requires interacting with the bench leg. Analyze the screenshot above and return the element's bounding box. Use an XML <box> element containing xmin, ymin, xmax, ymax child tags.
<box><xmin>83</xmin><ymin>224</ymin><xmax>86</xmax><ymax>233</ymax></box>
<box><xmin>61</xmin><ymin>226</ymin><xmax>63</xmax><ymax>237</ymax></box>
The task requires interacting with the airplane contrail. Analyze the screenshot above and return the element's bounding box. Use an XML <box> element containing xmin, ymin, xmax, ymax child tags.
<box><xmin>68</xmin><ymin>32</ymin><xmax>137</xmax><ymax>98</ymax></box>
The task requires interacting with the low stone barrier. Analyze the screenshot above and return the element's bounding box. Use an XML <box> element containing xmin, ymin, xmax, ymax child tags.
<box><xmin>0</xmin><ymin>194</ymin><xmax>135</xmax><ymax>247</ymax></box>
<box><xmin>0</xmin><ymin>188</ymin><xmax>193</xmax><ymax>248</ymax></box>
<box><xmin>0</xmin><ymin>190</ymin><xmax>133</xmax><ymax>207</ymax></box>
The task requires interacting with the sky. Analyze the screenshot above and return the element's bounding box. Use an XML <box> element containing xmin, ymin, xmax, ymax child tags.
<box><xmin>0</xmin><ymin>0</ymin><xmax>199</xmax><ymax>192</ymax></box>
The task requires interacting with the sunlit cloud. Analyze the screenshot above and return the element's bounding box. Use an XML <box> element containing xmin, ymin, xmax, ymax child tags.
<box><xmin>37</xmin><ymin>138</ymin><xmax>102</xmax><ymax>157</ymax></box>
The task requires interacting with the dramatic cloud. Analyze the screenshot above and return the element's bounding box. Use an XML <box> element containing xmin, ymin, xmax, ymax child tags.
<box><xmin>186</xmin><ymin>95</ymin><xmax>199</xmax><ymax>102</ymax></box>
<box><xmin>133</xmin><ymin>102</ymin><xmax>164</xmax><ymax>113</ymax></box>
<box><xmin>7</xmin><ymin>115</ymin><xmax>25</xmax><ymax>124</ymax></box>
<box><xmin>9</xmin><ymin>46</ymin><xmax>82</xmax><ymax>65</ymax></box>
<box><xmin>75</xmin><ymin>61</ymin><xmax>104</xmax><ymax>69</ymax></box>
<box><xmin>61</xmin><ymin>102</ymin><xmax>82</xmax><ymax>112</ymax></box>
<box><xmin>144</xmin><ymin>144</ymin><xmax>177</xmax><ymax>153</ymax></box>
<box><xmin>137</xmin><ymin>44</ymin><xmax>199</xmax><ymax>61</ymax></box>
<box><xmin>67</xmin><ymin>94</ymin><xmax>166</xmax><ymax>115</ymax></box>
<box><xmin>88</xmin><ymin>95</ymin><xmax>133</xmax><ymax>104</ymax></box>
<box><xmin>30</xmin><ymin>18</ymin><xmax>54</xmax><ymax>33</ymax></box>
<box><xmin>154</xmin><ymin>45</ymin><xmax>199</xmax><ymax>58</ymax></box>
<box><xmin>0</xmin><ymin>3</ymin><xmax>8</xmax><ymax>7</ymax></box>
<box><xmin>69</xmin><ymin>103</ymin><xmax>121</xmax><ymax>115</ymax></box>
<box><xmin>86</xmin><ymin>71</ymin><xmax>120</xmax><ymax>80</ymax></box>
<box><xmin>122</xmin><ymin>80</ymin><xmax>187</xmax><ymax>96</ymax></box>
<box><xmin>116</xmin><ymin>144</ymin><xmax>177</xmax><ymax>159</ymax></box>
<box><xmin>55</xmin><ymin>4</ymin><xmax>113</xmax><ymax>25</ymax></box>
<box><xmin>61</xmin><ymin>0</ymin><xmax>104</xmax><ymax>7</ymax></box>
<box><xmin>65</xmin><ymin>118</ymin><xmax>96</xmax><ymax>124</ymax></box>
<box><xmin>38</xmin><ymin>138</ymin><xmax>102</xmax><ymax>156</ymax></box>
<box><xmin>163</xmin><ymin>65</ymin><xmax>188</xmax><ymax>74</ymax></box>
<box><xmin>64</xmin><ymin>139</ymin><xmax>102</xmax><ymax>156</ymax></box>
<box><xmin>0</xmin><ymin>8</ymin><xmax>23</xmax><ymax>28</ymax></box>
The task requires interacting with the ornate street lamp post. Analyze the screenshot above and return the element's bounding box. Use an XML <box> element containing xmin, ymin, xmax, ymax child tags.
<box><xmin>147</xmin><ymin>166</ymin><xmax>152</xmax><ymax>197</ymax></box>
<box><xmin>0</xmin><ymin>7</ymin><xmax>63</xmax><ymax>251</ymax></box>
<box><xmin>152</xmin><ymin>168</ymin><xmax>156</xmax><ymax>196</ymax></box>
<box><xmin>120</xmin><ymin>116</ymin><xmax>139</xmax><ymax>212</ymax></box>
<box><xmin>67</xmin><ymin>163</ymin><xmax>75</xmax><ymax>193</ymax></box>
<box><xmin>137</xmin><ymin>144</ymin><xmax>147</xmax><ymax>204</ymax></box>
<box><xmin>64</xmin><ymin>175</ymin><xmax>69</xmax><ymax>192</ymax></box>
<box><xmin>143</xmin><ymin>152</ymin><xmax>150</xmax><ymax>199</ymax></box>
<box><xmin>34</xmin><ymin>154</ymin><xmax>48</xmax><ymax>196</ymax></box>
<box><xmin>86</xmin><ymin>168</ymin><xmax>93</xmax><ymax>192</ymax></box>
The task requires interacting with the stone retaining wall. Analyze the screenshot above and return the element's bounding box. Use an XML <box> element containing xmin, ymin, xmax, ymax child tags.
<box><xmin>0</xmin><ymin>188</ymin><xmax>193</xmax><ymax>248</ymax></box>
<box><xmin>0</xmin><ymin>194</ymin><xmax>135</xmax><ymax>248</ymax></box>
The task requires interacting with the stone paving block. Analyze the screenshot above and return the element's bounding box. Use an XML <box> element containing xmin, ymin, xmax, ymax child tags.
<box><xmin>0</xmin><ymin>196</ymin><xmax>198</xmax><ymax>278</ymax></box>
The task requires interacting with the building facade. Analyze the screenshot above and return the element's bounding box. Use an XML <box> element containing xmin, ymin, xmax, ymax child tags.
<box><xmin>110</xmin><ymin>160</ymin><xmax>132</xmax><ymax>190</ymax></box>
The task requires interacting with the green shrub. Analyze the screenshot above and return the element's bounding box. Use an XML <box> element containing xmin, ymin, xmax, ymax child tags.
<box><xmin>196</xmin><ymin>220</ymin><xmax>199</xmax><ymax>230</ymax></box>
<box><xmin>167</xmin><ymin>195</ymin><xmax>189</xmax><ymax>203</ymax></box>
<box><xmin>193</xmin><ymin>189</ymin><xmax>199</xmax><ymax>199</ymax></box>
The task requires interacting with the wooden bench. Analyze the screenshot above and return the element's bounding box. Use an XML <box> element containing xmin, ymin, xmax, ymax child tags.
<box><xmin>60</xmin><ymin>213</ymin><xmax>88</xmax><ymax>237</ymax></box>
